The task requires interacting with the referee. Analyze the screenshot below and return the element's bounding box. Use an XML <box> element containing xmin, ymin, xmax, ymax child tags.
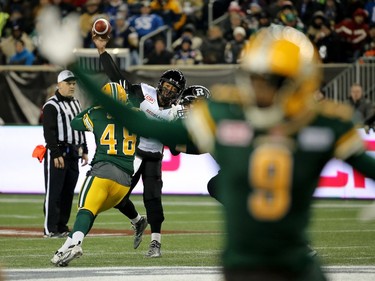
<box><xmin>42</xmin><ymin>70</ymin><xmax>89</xmax><ymax>238</ymax></box>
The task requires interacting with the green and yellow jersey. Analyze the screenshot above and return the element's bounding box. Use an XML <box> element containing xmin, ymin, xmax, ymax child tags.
<box><xmin>71</xmin><ymin>106</ymin><xmax>138</xmax><ymax>176</ymax></box>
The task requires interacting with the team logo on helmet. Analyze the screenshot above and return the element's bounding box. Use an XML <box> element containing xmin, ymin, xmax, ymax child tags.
<box><xmin>101</xmin><ymin>82</ymin><xmax>128</xmax><ymax>104</ymax></box>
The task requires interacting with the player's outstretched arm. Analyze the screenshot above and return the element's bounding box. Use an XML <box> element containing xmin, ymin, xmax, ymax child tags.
<box><xmin>93</xmin><ymin>35</ymin><xmax>128</xmax><ymax>86</ymax></box>
<box><xmin>346</xmin><ymin>153</ymin><xmax>375</xmax><ymax>181</ymax></box>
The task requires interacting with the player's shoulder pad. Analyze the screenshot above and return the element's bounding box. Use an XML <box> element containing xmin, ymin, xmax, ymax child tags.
<box><xmin>87</xmin><ymin>105</ymin><xmax>102</xmax><ymax>113</ymax></box>
<box><xmin>318</xmin><ymin>100</ymin><xmax>354</xmax><ymax>121</ymax></box>
<box><xmin>210</xmin><ymin>84</ymin><xmax>244</xmax><ymax>104</ymax></box>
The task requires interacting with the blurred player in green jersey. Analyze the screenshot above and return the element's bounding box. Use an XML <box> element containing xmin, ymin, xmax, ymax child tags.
<box><xmin>75</xmin><ymin>25</ymin><xmax>375</xmax><ymax>280</ymax></box>
<box><xmin>50</xmin><ymin>82</ymin><xmax>147</xmax><ymax>267</ymax></box>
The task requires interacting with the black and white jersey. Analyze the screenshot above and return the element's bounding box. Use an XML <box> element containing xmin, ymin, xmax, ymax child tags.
<box><xmin>99</xmin><ymin>51</ymin><xmax>180</xmax><ymax>154</ymax></box>
<box><xmin>136</xmin><ymin>83</ymin><xmax>178</xmax><ymax>153</ymax></box>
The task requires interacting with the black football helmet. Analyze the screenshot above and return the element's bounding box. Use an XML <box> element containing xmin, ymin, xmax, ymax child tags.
<box><xmin>177</xmin><ymin>85</ymin><xmax>211</xmax><ymax>118</ymax></box>
<box><xmin>157</xmin><ymin>69</ymin><xmax>186</xmax><ymax>107</ymax></box>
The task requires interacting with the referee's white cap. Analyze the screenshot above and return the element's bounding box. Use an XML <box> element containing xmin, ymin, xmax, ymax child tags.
<box><xmin>57</xmin><ymin>70</ymin><xmax>76</xmax><ymax>83</ymax></box>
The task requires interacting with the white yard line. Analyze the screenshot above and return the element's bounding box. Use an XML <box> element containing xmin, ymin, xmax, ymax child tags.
<box><xmin>3</xmin><ymin>266</ymin><xmax>375</xmax><ymax>281</ymax></box>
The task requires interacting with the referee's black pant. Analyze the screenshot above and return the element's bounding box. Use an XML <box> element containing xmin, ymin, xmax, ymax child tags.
<box><xmin>43</xmin><ymin>152</ymin><xmax>79</xmax><ymax>235</ymax></box>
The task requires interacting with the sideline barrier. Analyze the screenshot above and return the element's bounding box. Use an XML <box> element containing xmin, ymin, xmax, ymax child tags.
<box><xmin>1</xmin><ymin>126</ymin><xmax>375</xmax><ymax>198</ymax></box>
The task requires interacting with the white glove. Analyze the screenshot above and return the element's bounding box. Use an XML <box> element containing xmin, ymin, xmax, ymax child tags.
<box><xmin>169</xmin><ymin>104</ymin><xmax>183</xmax><ymax>121</ymax></box>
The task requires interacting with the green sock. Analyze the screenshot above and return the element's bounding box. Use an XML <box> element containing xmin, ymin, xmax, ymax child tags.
<box><xmin>72</xmin><ymin>209</ymin><xmax>95</xmax><ymax>236</ymax></box>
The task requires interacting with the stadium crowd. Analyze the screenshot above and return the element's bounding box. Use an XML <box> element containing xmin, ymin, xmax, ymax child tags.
<box><xmin>0</xmin><ymin>0</ymin><xmax>375</xmax><ymax>66</ymax></box>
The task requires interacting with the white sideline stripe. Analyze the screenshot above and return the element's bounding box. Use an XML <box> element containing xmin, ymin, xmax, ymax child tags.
<box><xmin>4</xmin><ymin>266</ymin><xmax>375</xmax><ymax>281</ymax></box>
<box><xmin>0</xmin><ymin>229</ymin><xmax>221</xmax><ymax>237</ymax></box>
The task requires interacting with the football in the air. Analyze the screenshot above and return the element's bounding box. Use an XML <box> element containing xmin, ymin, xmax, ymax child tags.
<box><xmin>92</xmin><ymin>18</ymin><xmax>112</xmax><ymax>39</ymax></box>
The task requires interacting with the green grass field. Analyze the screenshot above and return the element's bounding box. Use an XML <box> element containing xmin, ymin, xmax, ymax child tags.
<box><xmin>1</xmin><ymin>194</ymin><xmax>375</xmax><ymax>269</ymax></box>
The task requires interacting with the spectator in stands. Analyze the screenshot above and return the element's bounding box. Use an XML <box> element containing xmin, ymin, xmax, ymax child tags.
<box><xmin>224</xmin><ymin>26</ymin><xmax>246</xmax><ymax>64</ymax></box>
<box><xmin>257</xmin><ymin>11</ymin><xmax>272</xmax><ymax>30</ymax></box>
<box><xmin>335</xmin><ymin>8</ymin><xmax>370</xmax><ymax>62</ymax></box>
<box><xmin>295</xmin><ymin>0</ymin><xmax>323</xmax><ymax>26</ymax></box>
<box><xmin>365</xmin><ymin>0</ymin><xmax>375</xmax><ymax>25</ymax></box>
<box><xmin>181</xmin><ymin>0</ymin><xmax>205</xmax><ymax>30</ymax></box>
<box><xmin>112</xmin><ymin>15</ymin><xmax>139</xmax><ymax>65</ymax></box>
<box><xmin>144</xmin><ymin>37</ymin><xmax>173</xmax><ymax>64</ymax></box>
<box><xmin>0</xmin><ymin>3</ymin><xmax>9</xmax><ymax>38</ymax></box>
<box><xmin>362</xmin><ymin>23</ymin><xmax>375</xmax><ymax>57</ymax></box>
<box><xmin>201</xmin><ymin>0</ymin><xmax>234</xmax><ymax>30</ymax></box>
<box><xmin>246</xmin><ymin>2</ymin><xmax>263</xmax><ymax>33</ymax></box>
<box><xmin>6</xmin><ymin>2</ymin><xmax>24</xmax><ymax>24</ymax></box>
<box><xmin>128</xmin><ymin>1</ymin><xmax>164</xmax><ymax>54</ymax></box>
<box><xmin>51</xmin><ymin>0</ymin><xmax>77</xmax><ymax>18</ymax></box>
<box><xmin>79</xmin><ymin>0</ymin><xmax>105</xmax><ymax>48</ymax></box>
<box><xmin>171</xmin><ymin>23</ymin><xmax>202</xmax><ymax>51</ymax></box>
<box><xmin>4</xmin><ymin>6</ymin><xmax>25</xmax><ymax>34</ymax></box>
<box><xmin>346</xmin><ymin>82</ymin><xmax>374</xmax><ymax>124</ymax></box>
<box><xmin>222</xmin><ymin>1</ymin><xmax>249</xmax><ymax>41</ymax></box>
<box><xmin>345</xmin><ymin>0</ymin><xmax>365</xmax><ymax>19</ymax></box>
<box><xmin>17</xmin><ymin>1</ymin><xmax>35</xmax><ymax>35</ymax></box>
<box><xmin>323</xmin><ymin>0</ymin><xmax>343</xmax><ymax>28</ymax></box>
<box><xmin>200</xmin><ymin>25</ymin><xmax>227</xmax><ymax>64</ymax></box>
<box><xmin>32</xmin><ymin>0</ymin><xmax>52</xmax><ymax>22</ymax></box>
<box><xmin>266</xmin><ymin>0</ymin><xmax>286</xmax><ymax>19</ymax></box>
<box><xmin>274</xmin><ymin>1</ymin><xmax>305</xmax><ymax>32</ymax></box>
<box><xmin>149</xmin><ymin>0</ymin><xmax>187</xmax><ymax>37</ymax></box>
<box><xmin>103</xmin><ymin>0</ymin><xmax>128</xmax><ymax>28</ymax></box>
<box><xmin>127</xmin><ymin>32</ymin><xmax>140</xmax><ymax>65</ymax></box>
<box><xmin>314</xmin><ymin>88</ymin><xmax>326</xmax><ymax>103</ymax></box>
<box><xmin>8</xmin><ymin>39</ymin><xmax>35</xmax><ymax>65</ymax></box>
<box><xmin>0</xmin><ymin>24</ymin><xmax>35</xmax><ymax>64</ymax></box>
<box><xmin>306</xmin><ymin>11</ymin><xmax>344</xmax><ymax>63</ymax></box>
<box><xmin>172</xmin><ymin>36</ymin><xmax>202</xmax><ymax>65</ymax></box>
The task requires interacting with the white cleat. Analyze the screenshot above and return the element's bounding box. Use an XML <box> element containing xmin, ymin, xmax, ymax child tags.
<box><xmin>53</xmin><ymin>244</ymin><xmax>83</xmax><ymax>267</ymax></box>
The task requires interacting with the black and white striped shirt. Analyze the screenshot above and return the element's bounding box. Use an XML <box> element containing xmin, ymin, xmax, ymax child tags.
<box><xmin>42</xmin><ymin>91</ymin><xmax>87</xmax><ymax>159</ymax></box>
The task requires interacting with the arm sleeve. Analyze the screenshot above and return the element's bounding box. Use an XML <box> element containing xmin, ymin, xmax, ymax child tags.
<box><xmin>346</xmin><ymin>153</ymin><xmax>375</xmax><ymax>181</ymax></box>
<box><xmin>71</xmin><ymin>107</ymin><xmax>92</xmax><ymax>131</ymax></box>
<box><xmin>185</xmin><ymin>140</ymin><xmax>201</xmax><ymax>154</ymax></box>
<box><xmin>99</xmin><ymin>51</ymin><xmax>129</xmax><ymax>85</ymax></box>
<box><xmin>42</xmin><ymin>104</ymin><xmax>61</xmax><ymax>159</ymax></box>
<box><xmin>99</xmin><ymin>51</ymin><xmax>144</xmax><ymax>107</ymax></box>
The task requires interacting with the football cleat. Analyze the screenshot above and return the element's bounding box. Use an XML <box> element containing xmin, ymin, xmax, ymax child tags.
<box><xmin>50</xmin><ymin>251</ymin><xmax>64</xmax><ymax>265</ymax></box>
<box><xmin>43</xmin><ymin>232</ymin><xmax>61</xmax><ymax>238</ymax></box>
<box><xmin>132</xmin><ymin>216</ymin><xmax>148</xmax><ymax>249</ymax></box>
<box><xmin>59</xmin><ymin>231</ymin><xmax>70</xmax><ymax>238</ymax></box>
<box><xmin>55</xmin><ymin>244</ymin><xmax>83</xmax><ymax>267</ymax></box>
<box><xmin>307</xmin><ymin>244</ymin><xmax>318</xmax><ymax>257</ymax></box>
<box><xmin>145</xmin><ymin>240</ymin><xmax>161</xmax><ymax>258</ymax></box>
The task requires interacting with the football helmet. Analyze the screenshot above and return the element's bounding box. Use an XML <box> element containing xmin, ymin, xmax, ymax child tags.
<box><xmin>101</xmin><ymin>82</ymin><xmax>128</xmax><ymax>104</ymax></box>
<box><xmin>157</xmin><ymin>69</ymin><xmax>186</xmax><ymax>107</ymax></box>
<box><xmin>177</xmin><ymin>85</ymin><xmax>211</xmax><ymax>118</ymax></box>
<box><xmin>237</xmin><ymin>25</ymin><xmax>322</xmax><ymax>128</ymax></box>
